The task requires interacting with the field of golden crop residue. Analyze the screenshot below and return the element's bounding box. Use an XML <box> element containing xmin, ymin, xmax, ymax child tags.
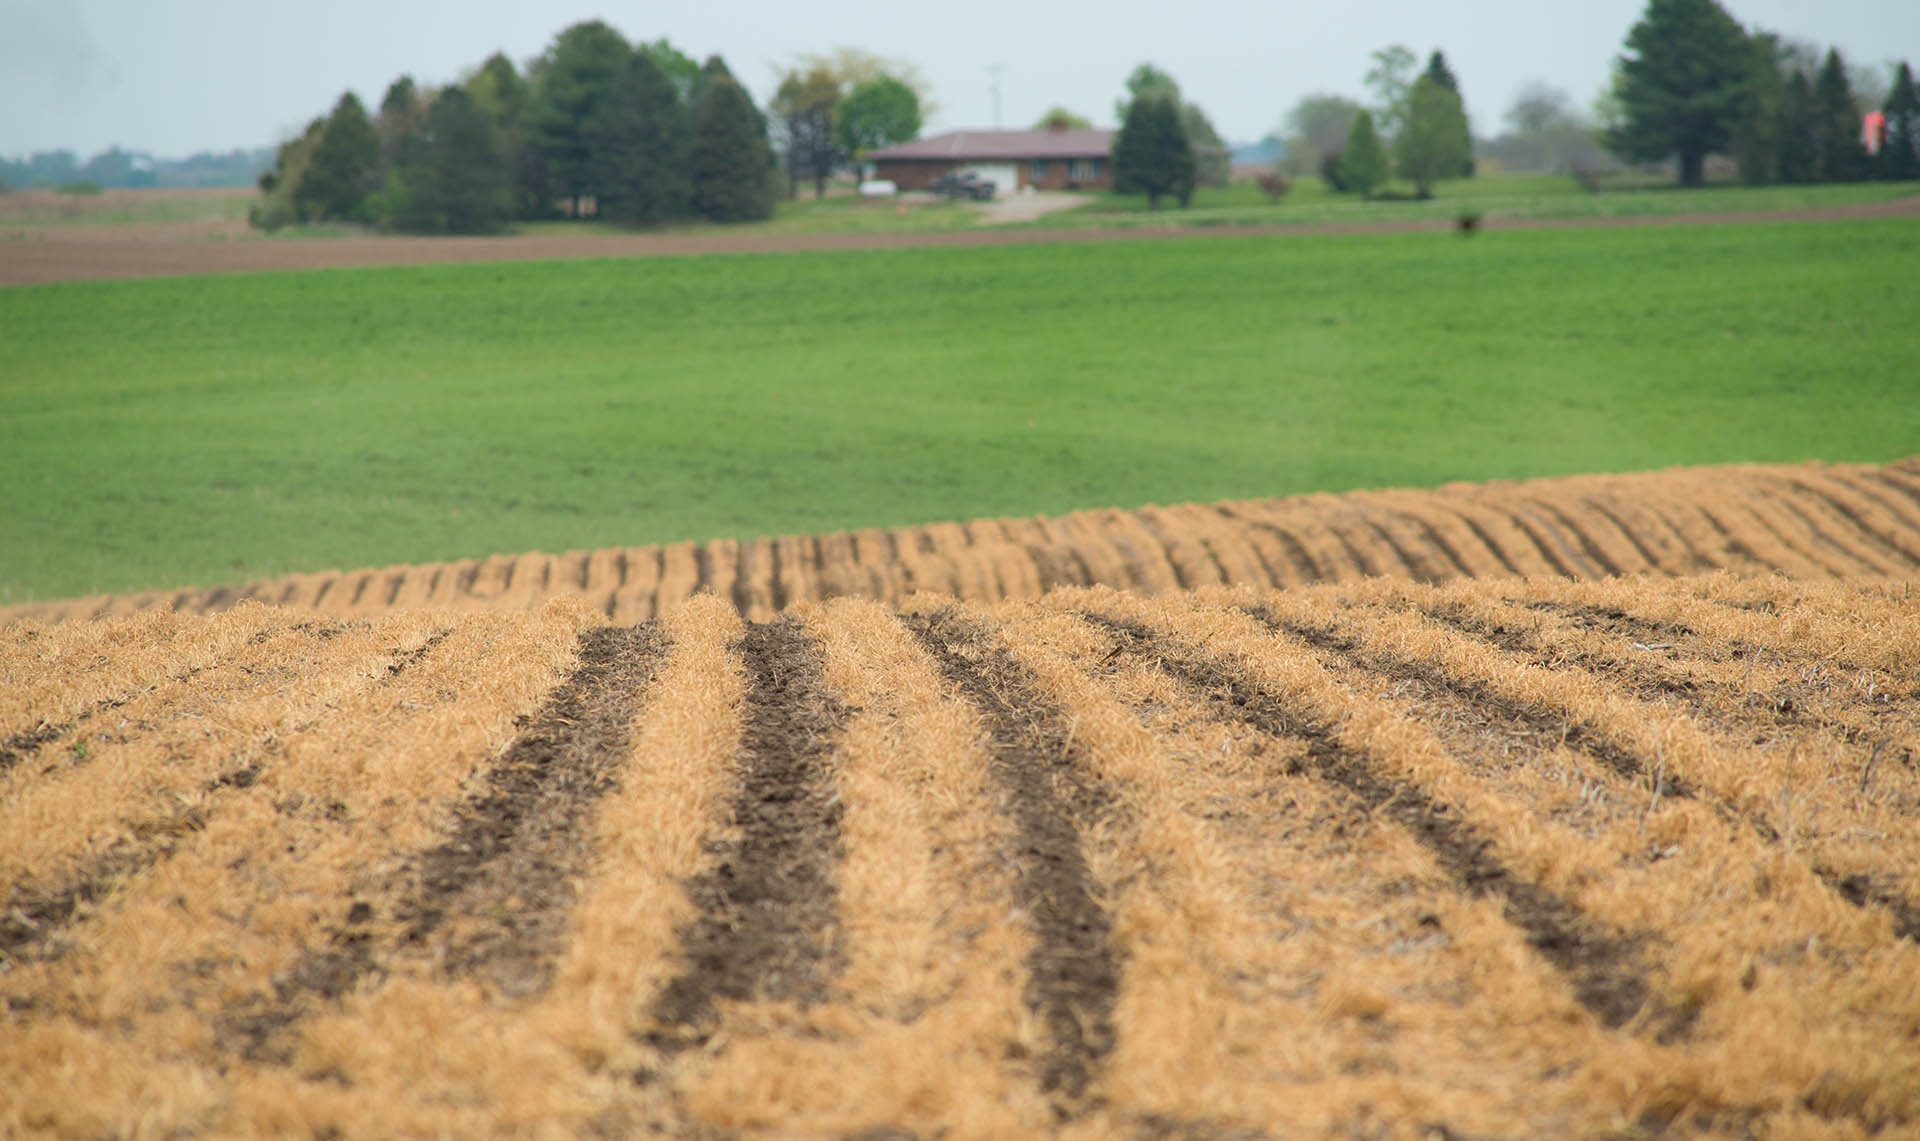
<box><xmin>4</xmin><ymin>570</ymin><xmax>1917</xmax><ymax>1138</ymax></box>
<box><xmin>10</xmin><ymin>457</ymin><xmax>1919</xmax><ymax>625</ymax></box>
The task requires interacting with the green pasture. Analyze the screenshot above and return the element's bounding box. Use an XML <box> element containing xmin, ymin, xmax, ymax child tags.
<box><xmin>3</xmin><ymin>218</ymin><xmax>1916</xmax><ymax>604</ymax></box>
<box><xmin>1055</xmin><ymin>173</ymin><xmax>1920</xmax><ymax>228</ymax></box>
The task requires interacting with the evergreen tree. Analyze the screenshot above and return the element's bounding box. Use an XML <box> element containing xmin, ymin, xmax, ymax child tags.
<box><xmin>1422</xmin><ymin>49</ymin><xmax>1476</xmax><ymax>176</ymax></box>
<box><xmin>529</xmin><ymin>20</ymin><xmax>631</xmax><ymax>215</ymax></box>
<box><xmin>1776</xmin><ymin>70</ymin><xmax>1817</xmax><ymax>183</ymax></box>
<box><xmin>1610</xmin><ymin>0</ymin><xmax>1754</xmax><ymax>186</ymax></box>
<box><xmin>1179</xmin><ymin>102</ymin><xmax>1231</xmax><ymax>192</ymax></box>
<box><xmin>692</xmin><ymin>70</ymin><xmax>776</xmax><ymax>222</ymax></box>
<box><xmin>1812</xmin><ymin>49</ymin><xmax>1869</xmax><ymax>181</ymax></box>
<box><xmin>1337</xmin><ymin>109</ymin><xmax>1390</xmax><ymax>197</ymax></box>
<box><xmin>1396</xmin><ymin>76</ymin><xmax>1471</xmax><ymax>198</ymax></box>
<box><xmin>1731</xmin><ymin>31</ymin><xmax>1786</xmax><ymax>185</ymax></box>
<box><xmin>1111</xmin><ymin>92</ymin><xmax>1194</xmax><ymax>210</ymax></box>
<box><xmin>1881</xmin><ymin>62</ymin><xmax>1920</xmax><ymax>180</ymax></box>
<box><xmin>295</xmin><ymin>92</ymin><xmax>380</xmax><ymax>221</ymax></box>
<box><xmin>466</xmin><ymin>52</ymin><xmax>544</xmax><ymax>219</ymax></box>
<box><xmin>402</xmin><ymin>87</ymin><xmax>512</xmax><ymax>233</ymax></box>
<box><xmin>584</xmin><ymin>49</ymin><xmax>691</xmax><ymax>226</ymax></box>
<box><xmin>377</xmin><ymin>76</ymin><xmax>426</xmax><ymax>175</ymax></box>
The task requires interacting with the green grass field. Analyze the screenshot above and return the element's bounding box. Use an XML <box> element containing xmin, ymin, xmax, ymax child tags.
<box><xmin>1054</xmin><ymin>173</ymin><xmax>1920</xmax><ymax>228</ymax></box>
<box><xmin>3</xmin><ymin>218</ymin><xmax>1917</xmax><ymax>604</ymax></box>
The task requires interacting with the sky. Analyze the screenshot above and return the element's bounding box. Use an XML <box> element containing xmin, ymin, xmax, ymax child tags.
<box><xmin>2</xmin><ymin>0</ymin><xmax>1916</xmax><ymax>159</ymax></box>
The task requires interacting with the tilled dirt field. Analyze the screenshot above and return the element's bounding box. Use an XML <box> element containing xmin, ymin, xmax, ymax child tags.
<box><xmin>3</xmin><ymin>572</ymin><xmax>1917</xmax><ymax>1137</ymax></box>
<box><xmin>12</xmin><ymin>457</ymin><xmax>1918</xmax><ymax>627</ymax></box>
<box><xmin>3</xmin><ymin>196</ymin><xmax>1916</xmax><ymax>287</ymax></box>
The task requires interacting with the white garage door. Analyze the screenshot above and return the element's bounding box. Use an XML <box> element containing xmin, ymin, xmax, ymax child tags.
<box><xmin>963</xmin><ymin>163</ymin><xmax>1019</xmax><ymax>195</ymax></box>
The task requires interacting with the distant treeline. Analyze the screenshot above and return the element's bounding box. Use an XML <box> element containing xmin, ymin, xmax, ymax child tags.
<box><xmin>0</xmin><ymin>146</ymin><xmax>273</xmax><ymax>191</ymax></box>
<box><xmin>252</xmin><ymin>21</ymin><xmax>791</xmax><ymax>234</ymax></box>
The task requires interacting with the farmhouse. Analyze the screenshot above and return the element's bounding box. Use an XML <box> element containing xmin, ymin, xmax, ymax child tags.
<box><xmin>868</xmin><ymin>127</ymin><xmax>1116</xmax><ymax>195</ymax></box>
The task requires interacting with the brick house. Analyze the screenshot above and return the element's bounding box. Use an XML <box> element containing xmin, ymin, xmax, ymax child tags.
<box><xmin>868</xmin><ymin>127</ymin><xmax>1116</xmax><ymax>195</ymax></box>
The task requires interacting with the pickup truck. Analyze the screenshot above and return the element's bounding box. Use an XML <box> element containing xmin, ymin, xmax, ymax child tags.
<box><xmin>928</xmin><ymin>170</ymin><xmax>996</xmax><ymax>201</ymax></box>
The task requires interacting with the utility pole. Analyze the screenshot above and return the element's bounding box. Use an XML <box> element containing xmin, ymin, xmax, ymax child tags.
<box><xmin>988</xmin><ymin>64</ymin><xmax>1004</xmax><ymax>128</ymax></box>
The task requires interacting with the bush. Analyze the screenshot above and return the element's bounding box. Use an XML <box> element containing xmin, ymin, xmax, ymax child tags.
<box><xmin>1320</xmin><ymin>150</ymin><xmax>1347</xmax><ymax>192</ymax></box>
<box><xmin>1255</xmin><ymin>171</ymin><xmax>1291</xmax><ymax>200</ymax></box>
<box><xmin>56</xmin><ymin>180</ymin><xmax>103</xmax><ymax>196</ymax></box>
<box><xmin>248</xmin><ymin>196</ymin><xmax>300</xmax><ymax>232</ymax></box>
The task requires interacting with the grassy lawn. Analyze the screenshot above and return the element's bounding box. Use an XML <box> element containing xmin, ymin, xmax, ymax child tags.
<box><xmin>3</xmin><ymin>218</ymin><xmax>1916</xmax><ymax>603</ymax></box>
<box><xmin>1050</xmin><ymin>173</ymin><xmax>1920</xmax><ymax>228</ymax></box>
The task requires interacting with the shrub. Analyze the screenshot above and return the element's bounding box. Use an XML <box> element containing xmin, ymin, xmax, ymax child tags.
<box><xmin>1320</xmin><ymin>150</ymin><xmax>1347</xmax><ymax>192</ymax></box>
<box><xmin>1255</xmin><ymin>171</ymin><xmax>1291</xmax><ymax>200</ymax></box>
<box><xmin>56</xmin><ymin>180</ymin><xmax>103</xmax><ymax>196</ymax></box>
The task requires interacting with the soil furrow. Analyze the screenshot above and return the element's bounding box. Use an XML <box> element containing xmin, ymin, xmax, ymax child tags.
<box><xmin>214</xmin><ymin>622</ymin><xmax>665</xmax><ymax>1060</ymax></box>
<box><xmin>1404</xmin><ymin>597</ymin><xmax>1920</xmax><ymax>943</ymax></box>
<box><xmin>644</xmin><ymin>616</ymin><xmax>849</xmax><ymax>1054</ymax></box>
<box><xmin>1080</xmin><ymin>610</ymin><xmax>1658</xmax><ymax>1031</ymax></box>
<box><xmin>905</xmin><ymin>608</ymin><xmax>1121</xmax><ymax>1106</ymax></box>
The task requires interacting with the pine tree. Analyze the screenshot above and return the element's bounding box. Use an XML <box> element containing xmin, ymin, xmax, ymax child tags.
<box><xmin>1812</xmin><ymin>49</ymin><xmax>1869</xmax><ymax>182</ymax></box>
<box><xmin>295</xmin><ymin>92</ymin><xmax>380</xmax><ymax>221</ymax></box>
<box><xmin>529</xmin><ymin>20</ymin><xmax>631</xmax><ymax>216</ymax></box>
<box><xmin>584</xmin><ymin>50</ymin><xmax>691</xmax><ymax>226</ymax></box>
<box><xmin>1337</xmin><ymin>109</ymin><xmax>1390</xmax><ymax>198</ymax></box>
<box><xmin>1881</xmin><ymin>62</ymin><xmax>1920</xmax><ymax>181</ymax></box>
<box><xmin>1422</xmin><ymin>49</ymin><xmax>1476</xmax><ymax>176</ymax></box>
<box><xmin>692</xmin><ymin>71</ymin><xmax>776</xmax><ymax>222</ymax></box>
<box><xmin>1111</xmin><ymin>92</ymin><xmax>1194</xmax><ymax>210</ymax></box>
<box><xmin>1611</xmin><ymin>0</ymin><xmax>1754</xmax><ymax>187</ymax></box>
<box><xmin>1731</xmin><ymin>32</ymin><xmax>1785</xmax><ymax>185</ymax></box>
<box><xmin>1777</xmin><ymin>71</ymin><xmax>1817</xmax><ymax>183</ymax></box>
<box><xmin>408</xmin><ymin>87</ymin><xmax>512</xmax><ymax>233</ymax></box>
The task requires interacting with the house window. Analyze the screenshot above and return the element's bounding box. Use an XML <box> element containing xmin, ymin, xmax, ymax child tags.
<box><xmin>1031</xmin><ymin>159</ymin><xmax>1049</xmax><ymax>181</ymax></box>
<box><xmin>1069</xmin><ymin>158</ymin><xmax>1102</xmax><ymax>181</ymax></box>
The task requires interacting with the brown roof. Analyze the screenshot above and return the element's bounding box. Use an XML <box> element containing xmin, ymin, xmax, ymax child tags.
<box><xmin>868</xmin><ymin>128</ymin><xmax>1114</xmax><ymax>162</ymax></box>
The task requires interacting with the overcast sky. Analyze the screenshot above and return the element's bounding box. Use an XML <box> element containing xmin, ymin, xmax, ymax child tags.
<box><xmin>3</xmin><ymin>0</ymin><xmax>1915</xmax><ymax>158</ymax></box>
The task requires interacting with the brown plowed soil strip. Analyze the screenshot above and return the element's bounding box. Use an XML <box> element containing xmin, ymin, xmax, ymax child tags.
<box><xmin>6</xmin><ymin>196</ymin><xmax>1918</xmax><ymax>287</ymax></box>
<box><xmin>644</xmin><ymin>617</ymin><xmax>848</xmax><ymax>1055</ymax></box>
<box><xmin>1082</xmin><ymin>611</ymin><xmax>1659</xmax><ymax>1032</ymax></box>
<box><xmin>16</xmin><ymin>458</ymin><xmax>1918</xmax><ymax>626</ymax></box>
<box><xmin>905</xmin><ymin>608</ymin><xmax>1122</xmax><ymax>1105</ymax></box>
<box><xmin>215</xmin><ymin>622</ymin><xmax>665</xmax><ymax>1060</ymax></box>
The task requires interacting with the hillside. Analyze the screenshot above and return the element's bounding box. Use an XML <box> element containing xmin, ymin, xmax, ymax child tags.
<box><xmin>9</xmin><ymin>457</ymin><xmax>1918</xmax><ymax>626</ymax></box>
<box><xmin>3</xmin><ymin>573</ymin><xmax>1916</xmax><ymax>1136</ymax></box>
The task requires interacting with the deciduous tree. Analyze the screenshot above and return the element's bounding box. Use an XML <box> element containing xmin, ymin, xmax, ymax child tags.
<box><xmin>1034</xmin><ymin>107</ymin><xmax>1092</xmax><ymax>130</ymax></box>
<box><xmin>836</xmin><ymin>75</ymin><xmax>921</xmax><ymax>172</ymax></box>
<box><xmin>1280</xmin><ymin>94</ymin><xmax>1362</xmax><ymax>176</ymax></box>
<box><xmin>770</xmin><ymin>66</ymin><xmax>841</xmax><ymax>199</ymax></box>
<box><xmin>1111</xmin><ymin>92</ymin><xmax>1193</xmax><ymax>210</ymax></box>
<box><xmin>1365</xmin><ymin>44</ymin><xmax>1418</xmax><ymax>139</ymax></box>
<box><xmin>1396</xmin><ymin>76</ymin><xmax>1471</xmax><ymax>197</ymax></box>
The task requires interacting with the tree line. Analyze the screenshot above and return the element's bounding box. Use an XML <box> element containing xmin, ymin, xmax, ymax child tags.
<box><xmin>1609</xmin><ymin>0</ymin><xmax>1918</xmax><ymax>187</ymax></box>
<box><xmin>0</xmin><ymin>146</ymin><xmax>273</xmax><ymax>192</ymax></box>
